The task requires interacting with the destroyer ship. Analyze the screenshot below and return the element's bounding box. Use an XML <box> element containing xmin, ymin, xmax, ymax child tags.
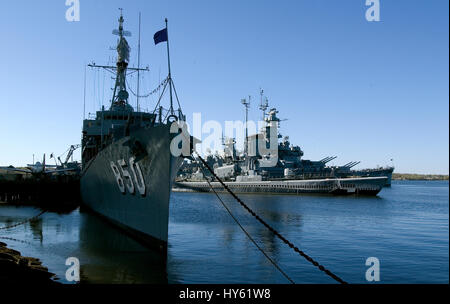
<box><xmin>175</xmin><ymin>93</ymin><xmax>391</xmax><ymax>195</ymax></box>
<box><xmin>81</xmin><ymin>12</ymin><xmax>189</xmax><ymax>252</ymax></box>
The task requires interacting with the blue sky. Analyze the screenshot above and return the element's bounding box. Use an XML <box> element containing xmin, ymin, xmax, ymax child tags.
<box><xmin>0</xmin><ymin>0</ymin><xmax>448</xmax><ymax>174</ymax></box>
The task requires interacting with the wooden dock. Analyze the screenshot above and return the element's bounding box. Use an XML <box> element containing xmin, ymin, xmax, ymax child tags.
<box><xmin>0</xmin><ymin>173</ymin><xmax>80</xmax><ymax>209</ymax></box>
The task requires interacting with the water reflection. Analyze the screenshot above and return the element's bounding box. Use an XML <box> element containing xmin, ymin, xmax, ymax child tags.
<box><xmin>1</xmin><ymin>181</ymin><xmax>448</xmax><ymax>284</ymax></box>
<box><xmin>241</xmin><ymin>194</ymin><xmax>304</xmax><ymax>259</ymax></box>
<box><xmin>77</xmin><ymin>208</ymin><xmax>168</xmax><ymax>284</ymax></box>
<box><xmin>28</xmin><ymin>218</ymin><xmax>43</xmax><ymax>243</ymax></box>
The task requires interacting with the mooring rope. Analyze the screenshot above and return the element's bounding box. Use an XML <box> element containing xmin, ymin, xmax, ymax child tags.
<box><xmin>194</xmin><ymin>152</ymin><xmax>348</xmax><ymax>284</ymax></box>
<box><xmin>0</xmin><ymin>210</ymin><xmax>46</xmax><ymax>230</ymax></box>
<box><xmin>198</xmin><ymin>164</ymin><xmax>295</xmax><ymax>284</ymax></box>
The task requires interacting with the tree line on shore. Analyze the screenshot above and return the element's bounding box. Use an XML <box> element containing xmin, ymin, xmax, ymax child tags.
<box><xmin>392</xmin><ymin>173</ymin><xmax>449</xmax><ymax>180</ymax></box>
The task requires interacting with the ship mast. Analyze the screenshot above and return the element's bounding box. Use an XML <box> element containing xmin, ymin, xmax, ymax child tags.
<box><xmin>165</xmin><ymin>18</ymin><xmax>175</xmax><ymax>116</ymax></box>
<box><xmin>111</xmin><ymin>9</ymin><xmax>131</xmax><ymax>107</ymax></box>
<box><xmin>241</xmin><ymin>96</ymin><xmax>250</xmax><ymax>156</ymax></box>
<box><xmin>136</xmin><ymin>12</ymin><xmax>141</xmax><ymax>112</ymax></box>
<box><xmin>152</xmin><ymin>18</ymin><xmax>185</xmax><ymax>122</ymax></box>
<box><xmin>88</xmin><ymin>9</ymin><xmax>148</xmax><ymax>111</ymax></box>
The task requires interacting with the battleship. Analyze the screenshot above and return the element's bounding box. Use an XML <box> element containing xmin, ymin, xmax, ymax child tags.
<box><xmin>80</xmin><ymin>12</ymin><xmax>190</xmax><ymax>252</ymax></box>
<box><xmin>175</xmin><ymin>92</ymin><xmax>391</xmax><ymax>195</ymax></box>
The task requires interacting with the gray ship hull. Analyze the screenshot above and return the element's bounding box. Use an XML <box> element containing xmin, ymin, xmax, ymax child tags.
<box><xmin>173</xmin><ymin>176</ymin><xmax>387</xmax><ymax>196</ymax></box>
<box><xmin>348</xmin><ymin>168</ymin><xmax>394</xmax><ymax>186</ymax></box>
<box><xmin>81</xmin><ymin>125</ymin><xmax>182</xmax><ymax>252</ymax></box>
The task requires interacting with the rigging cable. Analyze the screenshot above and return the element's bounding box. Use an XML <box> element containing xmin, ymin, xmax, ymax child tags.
<box><xmin>127</xmin><ymin>77</ymin><xmax>169</xmax><ymax>99</ymax></box>
<box><xmin>170</xmin><ymin>78</ymin><xmax>184</xmax><ymax>115</ymax></box>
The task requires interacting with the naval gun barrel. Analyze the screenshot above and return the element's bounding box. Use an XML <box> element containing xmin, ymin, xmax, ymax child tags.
<box><xmin>320</xmin><ymin>156</ymin><xmax>337</xmax><ymax>164</ymax></box>
<box><xmin>324</xmin><ymin>156</ymin><xmax>337</xmax><ymax>164</ymax></box>
<box><xmin>320</xmin><ymin>156</ymin><xmax>337</xmax><ymax>163</ymax></box>
<box><xmin>343</xmin><ymin>161</ymin><xmax>360</xmax><ymax>168</ymax></box>
<box><xmin>347</xmin><ymin>161</ymin><xmax>361</xmax><ymax>168</ymax></box>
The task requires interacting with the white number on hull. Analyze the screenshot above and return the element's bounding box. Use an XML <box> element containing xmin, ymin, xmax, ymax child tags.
<box><xmin>110</xmin><ymin>158</ymin><xmax>146</xmax><ymax>196</ymax></box>
<box><xmin>129</xmin><ymin>156</ymin><xmax>146</xmax><ymax>196</ymax></box>
<box><xmin>118</xmin><ymin>159</ymin><xmax>135</xmax><ymax>194</ymax></box>
<box><xmin>110</xmin><ymin>161</ymin><xmax>125</xmax><ymax>193</ymax></box>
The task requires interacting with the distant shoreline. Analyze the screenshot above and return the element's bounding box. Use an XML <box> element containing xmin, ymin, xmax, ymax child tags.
<box><xmin>392</xmin><ymin>173</ymin><xmax>449</xmax><ymax>181</ymax></box>
<box><xmin>1</xmin><ymin>170</ymin><xmax>448</xmax><ymax>181</ymax></box>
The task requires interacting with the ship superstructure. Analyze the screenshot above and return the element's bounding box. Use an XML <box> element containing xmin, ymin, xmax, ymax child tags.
<box><xmin>175</xmin><ymin>92</ymin><xmax>392</xmax><ymax>195</ymax></box>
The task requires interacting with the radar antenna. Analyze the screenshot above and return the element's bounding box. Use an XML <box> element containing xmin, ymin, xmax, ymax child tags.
<box><xmin>241</xmin><ymin>96</ymin><xmax>251</xmax><ymax>156</ymax></box>
<box><xmin>259</xmin><ymin>88</ymin><xmax>269</xmax><ymax>121</ymax></box>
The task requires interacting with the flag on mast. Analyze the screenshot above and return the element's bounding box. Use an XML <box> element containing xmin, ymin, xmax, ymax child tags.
<box><xmin>153</xmin><ymin>28</ymin><xmax>168</xmax><ymax>45</ymax></box>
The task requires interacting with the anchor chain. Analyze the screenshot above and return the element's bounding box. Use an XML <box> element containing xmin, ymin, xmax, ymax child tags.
<box><xmin>0</xmin><ymin>210</ymin><xmax>46</xmax><ymax>230</ymax></box>
<box><xmin>195</xmin><ymin>152</ymin><xmax>348</xmax><ymax>284</ymax></box>
<box><xmin>198</xmin><ymin>164</ymin><xmax>295</xmax><ymax>284</ymax></box>
<box><xmin>0</xmin><ymin>236</ymin><xmax>34</xmax><ymax>245</ymax></box>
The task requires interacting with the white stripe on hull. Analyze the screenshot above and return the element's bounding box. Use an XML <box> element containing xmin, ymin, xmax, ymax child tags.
<box><xmin>174</xmin><ymin>176</ymin><xmax>387</xmax><ymax>195</ymax></box>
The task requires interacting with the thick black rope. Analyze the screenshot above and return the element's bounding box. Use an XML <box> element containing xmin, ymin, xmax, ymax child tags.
<box><xmin>198</xmin><ymin>165</ymin><xmax>295</xmax><ymax>284</ymax></box>
<box><xmin>195</xmin><ymin>153</ymin><xmax>348</xmax><ymax>284</ymax></box>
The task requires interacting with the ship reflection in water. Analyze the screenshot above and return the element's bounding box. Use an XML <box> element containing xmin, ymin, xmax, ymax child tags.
<box><xmin>0</xmin><ymin>204</ymin><xmax>168</xmax><ymax>283</ymax></box>
<box><xmin>77</xmin><ymin>208</ymin><xmax>168</xmax><ymax>283</ymax></box>
<box><xmin>0</xmin><ymin>181</ymin><xmax>448</xmax><ymax>284</ymax></box>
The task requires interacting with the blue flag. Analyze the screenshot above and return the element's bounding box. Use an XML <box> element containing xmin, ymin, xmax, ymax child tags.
<box><xmin>153</xmin><ymin>28</ymin><xmax>168</xmax><ymax>45</ymax></box>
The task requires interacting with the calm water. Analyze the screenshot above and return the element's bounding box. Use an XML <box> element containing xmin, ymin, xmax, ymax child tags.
<box><xmin>0</xmin><ymin>180</ymin><xmax>448</xmax><ymax>284</ymax></box>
